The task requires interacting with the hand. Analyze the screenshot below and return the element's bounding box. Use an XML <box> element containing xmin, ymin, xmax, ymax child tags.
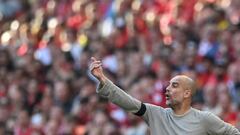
<box><xmin>89</xmin><ymin>57</ymin><xmax>106</xmax><ymax>83</ymax></box>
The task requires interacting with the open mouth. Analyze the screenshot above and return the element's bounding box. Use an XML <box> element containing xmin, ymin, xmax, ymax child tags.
<box><xmin>165</xmin><ymin>94</ymin><xmax>170</xmax><ymax>100</ymax></box>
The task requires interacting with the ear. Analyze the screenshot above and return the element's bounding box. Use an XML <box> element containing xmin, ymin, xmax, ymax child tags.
<box><xmin>184</xmin><ymin>89</ymin><xmax>191</xmax><ymax>98</ymax></box>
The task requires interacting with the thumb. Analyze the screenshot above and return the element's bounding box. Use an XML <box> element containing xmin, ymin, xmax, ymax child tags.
<box><xmin>91</xmin><ymin>57</ymin><xmax>97</xmax><ymax>62</ymax></box>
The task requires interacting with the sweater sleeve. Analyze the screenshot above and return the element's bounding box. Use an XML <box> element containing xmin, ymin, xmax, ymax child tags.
<box><xmin>203</xmin><ymin>112</ymin><xmax>240</xmax><ymax>135</ymax></box>
<box><xmin>96</xmin><ymin>79</ymin><xmax>142</xmax><ymax>114</ymax></box>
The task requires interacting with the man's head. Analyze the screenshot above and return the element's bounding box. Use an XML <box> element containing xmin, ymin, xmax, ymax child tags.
<box><xmin>165</xmin><ymin>75</ymin><xmax>196</xmax><ymax>108</ymax></box>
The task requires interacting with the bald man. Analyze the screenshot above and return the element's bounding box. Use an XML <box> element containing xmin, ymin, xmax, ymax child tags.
<box><xmin>89</xmin><ymin>57</ymin><xmax>240</xmax><ymax>135</ymax></box>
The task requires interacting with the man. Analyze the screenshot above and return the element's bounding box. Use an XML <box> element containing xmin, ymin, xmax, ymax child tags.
<box><xmin>89</xmin><ymin>57</ymin><xmax>240</xmax><ymax>135</ymax></box>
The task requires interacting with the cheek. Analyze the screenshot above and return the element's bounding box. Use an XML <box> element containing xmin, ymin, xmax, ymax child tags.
<box><xmin>171</xmin><ymin>90</ymin><xmax>183</xmax><ymax>100</ymax></box>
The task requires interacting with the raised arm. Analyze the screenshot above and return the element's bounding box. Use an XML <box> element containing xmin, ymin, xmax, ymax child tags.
<box><xmin>89</xmin><ymin>57</ymin><xmax>145</xmax><ymax>115</ymax></box>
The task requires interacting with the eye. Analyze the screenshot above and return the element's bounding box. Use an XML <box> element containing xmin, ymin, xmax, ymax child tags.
<box><xmin>172</xmin><ymin>83</ymin><xmax>179</xmax><ymax>88</ymax></box>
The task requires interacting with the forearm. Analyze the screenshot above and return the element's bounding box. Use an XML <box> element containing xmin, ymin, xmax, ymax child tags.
<box><xmin>97</xmin><ymin>79</ymin><xmax>141</xmax><ymax>113</ymax></box>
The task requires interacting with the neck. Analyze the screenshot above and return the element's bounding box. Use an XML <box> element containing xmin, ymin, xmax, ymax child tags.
<box><xmin>172</xmin><ymin>102</ymin><xmax>191</xmax><ymax>115</ymax></box>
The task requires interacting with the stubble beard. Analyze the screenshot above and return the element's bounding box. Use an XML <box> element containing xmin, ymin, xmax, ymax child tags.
<box><xmin>166</xmin><ymin>99</ymin><xmax>180</xmax><ymax>110</ymax></box>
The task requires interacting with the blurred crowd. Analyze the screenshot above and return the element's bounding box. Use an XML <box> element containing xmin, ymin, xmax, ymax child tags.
<box><xmin>0</xmin><ymin>0</ymin><xmax>240</xmax><ymax>134</ymax></box>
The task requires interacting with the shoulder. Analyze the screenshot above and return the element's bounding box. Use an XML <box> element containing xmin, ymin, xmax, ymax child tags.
<box><xmin>193</xmin><ymin>109</ymin><xmax>222</xmax><ymax>124</ymax></box>
<box><xmin>198</xmin><ymin>110</ymin><xmax>215</xmax><ymax>119</ymax></box>
<box><xmin>189</xmin><ymin>108</ymin><xmax>212</xmax><ymax>120</ymax></box>
<box><xmin>141</xmin><ymin>103</ymin><xmax>170</xmax><ymax>125</ymax></box>
<box><xmin>191</xmin><ymin>108</ymin><xmax>210</xmax><ymax>115</ymax></box>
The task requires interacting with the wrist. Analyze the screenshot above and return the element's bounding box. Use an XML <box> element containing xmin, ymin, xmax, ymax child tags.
<box><xmin>99</xmin><ymin>75</ymin><xmax>107</xmax><ymax>84</ymax></box>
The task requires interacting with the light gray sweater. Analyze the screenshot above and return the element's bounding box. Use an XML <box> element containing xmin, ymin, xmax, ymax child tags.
<box><xmin>97</xmin><ymin>79</ymin><xmax>240</xmax><ymax>135</ymax></box>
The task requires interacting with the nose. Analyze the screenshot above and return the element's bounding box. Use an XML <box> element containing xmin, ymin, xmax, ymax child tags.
<box><xmin>165</xmin><ymin>86</ymin><xmax>170</xmax><ymax>94</ymax></box>
<box><xmin>166</xmin><ymin>85</ymin><xmax>170</xmax><ymax>92</ymax></box>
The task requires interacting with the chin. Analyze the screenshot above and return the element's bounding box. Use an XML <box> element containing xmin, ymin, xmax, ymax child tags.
<box><xmin>166</xmin><ymin>101</ymin><xmax>171</xmax><ymax>107</ymax></box>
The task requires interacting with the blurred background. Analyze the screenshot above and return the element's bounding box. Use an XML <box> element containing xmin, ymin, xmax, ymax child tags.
<box><xmin>0</xmin><ymin>0</ymin><xmax>240</xmax><ymax>134</ymax></box>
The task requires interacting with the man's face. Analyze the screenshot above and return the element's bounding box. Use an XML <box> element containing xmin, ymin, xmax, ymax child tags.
<box><xmin>165</xmin><ymin>77</ymin><xmax>185</xmax><ymax>108</ymax></box>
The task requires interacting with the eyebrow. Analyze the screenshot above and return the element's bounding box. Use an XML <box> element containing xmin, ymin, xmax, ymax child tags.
<box><xmin>169</xmin><ymin>81</ymin><xmax>179</xmax><ymax>84</ymax></box>
<box><xmin>172</xmin><ymin>82</ymin><xmax>179</xmax><ymax>84</ymax></box>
